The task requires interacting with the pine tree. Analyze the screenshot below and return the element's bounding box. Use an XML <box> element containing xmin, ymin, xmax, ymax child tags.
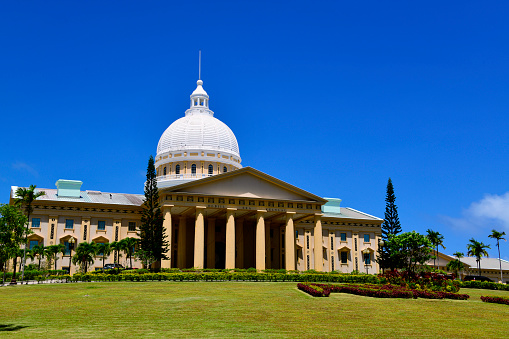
<box><xmin>377</xmin><ymin>177</ymin><xmax>402</xmax><ymax>271</ymax></box>
<box><xmin>381</xmin><ymin>178</ymin><xmax>402</xmax><ymax>238</ymax></box>
<box><xmin>139</xmin><ymin>155</ymin><xmax>168</xmax><ymax>270</ymax></box>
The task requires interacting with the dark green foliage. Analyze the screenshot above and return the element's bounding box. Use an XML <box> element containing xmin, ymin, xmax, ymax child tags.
<box><xmin>378</xmin><ymin>178</ymin><xmax>402</xmax><ymax>271</ymax></box>
<box><xmin>381</xmin><ymin>178</ymin><xmax>402</xmax><ymax>238</ymax></box>
<box><xmin>14</xmin><ymin>185</ymin><xmax>45</xmax><ymax>282</ymax></box>
<box><xmin>384</xmin><ymin>231</ymin><xmax>433</xmax><ymax>273</ymax></box>
<box><xmin>71</xmin><ymin>271</ymin><xmax>381</xmax><ymax>284</ymax></box>
<box><xmin>0</xmin><ymin>204</ymin><xmax>28</xmax><ymax>284</ymax></box>
<box><xmin>139</xmin><ymin>155</ymin><xmax>168</xmax><ymax>269</ymax></box>
<box><xmin>460</xmin><ymin>280</ymin><xmax>509</xmax><ymax>291</ymax></box>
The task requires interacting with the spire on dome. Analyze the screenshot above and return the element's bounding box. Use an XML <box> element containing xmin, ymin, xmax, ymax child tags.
<box><xmin>190</xmin><ymin>79</ymin><xmax>210</xmax><ymax>109</ymax></box>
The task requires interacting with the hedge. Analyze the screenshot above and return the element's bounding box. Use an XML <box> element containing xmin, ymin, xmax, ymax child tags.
<box><xmin>460</xmin><ymin>281</ymin><xmax>509</xmax><ymax>291</ymax></box>
<box><xmin>1</xmin><ymin>269</ymin><xmax>67</xmax><ymax>282</ymax></box>
<box><xmin>70</xmin><ymin>272</ymin><xmax>381</xmax><ymax>283</ymax></box>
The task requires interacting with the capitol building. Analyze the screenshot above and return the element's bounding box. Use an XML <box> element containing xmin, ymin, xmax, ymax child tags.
<box><xmin>10</xmin><ymin>78</ymin><xmax>383</xmax><ymax>273</ymax></box>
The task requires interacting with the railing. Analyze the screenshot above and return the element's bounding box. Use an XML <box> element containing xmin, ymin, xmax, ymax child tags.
<box><xmin>157</xmin><ymin>173</ymin><xmax>214</xmax><ymax>181</ymax></box>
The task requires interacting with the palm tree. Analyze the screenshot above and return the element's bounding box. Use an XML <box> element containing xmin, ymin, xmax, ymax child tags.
<box><xmin>120</xmin><ymin>237</ymin><xmax>138</xmax><ymax>269</ymax></box>
<box><xmin>14</xmin><ymin>185</ymin><xmax>45</xmax><ymax>282</ymax></box>
<box><xmin>71</xmin><ymin>242</ymin><xmax>96</xmax><ymax>273</ymax></box>
<box><xmin>45</xmin><ymin>244</ymin><xmax>66</xmax><ymax>270</ymax></box>
<box><xmin>446</xmin><ymin>259</ymin><xmax>465</xmax><ymax>279</ymax></box>
<box><xmin>110</xmin><ymin>241</ymin><xmax>123</xmax><ymax>267</ymax></box>
<box><xmin>488</xmin><ymin>229</ymin><xmax>506</xmax><ymax>282</ymax></box>
<box><xmin>453</xmin><ymin>251</ymin><xmax>464</xmax><ymax>279</ymax></box>
<box><xmin>94</xmin><ymin>242</ymin><xmax>111</xmax><ymax>270</ymax></box>
<box><xmin>426</xmin><ymin>229</ymin><xmax>446</xmax><ymax>269</ymax></box>
<box><xmin>467</xmin><ymin>238</ymin><xmax>491</xmax><ymax>277</ymax></box>
<box><xmin>31</xmin><ymin>244</ymin><xmax>46</xmax><ymax>270</ymax></box>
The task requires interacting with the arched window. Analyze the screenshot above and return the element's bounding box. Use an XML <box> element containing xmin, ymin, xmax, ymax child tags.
<box><xmin>223</xmin><ymin>166</ymin><xmax>227</xmax><ymax>173</ymax></box>
<box><xmin>191</xmin><ymin>164</ymin><xmax>196</xmax><ymax>175</ymax></box>
<box><xmin>208</xmin><ymin>164</ymin><xmax>213</xmax><ymax>175</ymax></box>
<box><xmin>176</xmin><ymin>164</ymin><xmax>180</xmax><ymax>175</ymax></box>
<box><xmin>163</xmin><ymin>167</ymin><xmax>167</xmax><ymax>176</ymax></box>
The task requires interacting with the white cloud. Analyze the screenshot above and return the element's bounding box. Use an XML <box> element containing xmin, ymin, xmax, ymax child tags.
<box><xmin>441</xmin><ymin>192</ymin><xmax>509</xmax><ymax>234</ymax></box>
<box><xmin>12</xmin><ymin>162</ymin><xmax>39</xmax><ymax>177</ymax></box>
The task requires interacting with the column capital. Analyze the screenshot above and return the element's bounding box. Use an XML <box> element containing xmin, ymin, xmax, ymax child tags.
<box><xmin>256</xmin><ymin>210</ymin><xmax>267</xmax><ymax>214</ymax></box>
<box><xmin>286</xmin><ymin>211</ymin><xmax>296</xmax><ymax>215</ymax></box>
<box><xmin>226</xmin><ymin>207</ymin><xmax>237</xmax><ymax>211</ymax></box>
<box><xmin>196</xmin><ymin>206</ymin><xmax>207</xmax><ymax>210</ymax></box>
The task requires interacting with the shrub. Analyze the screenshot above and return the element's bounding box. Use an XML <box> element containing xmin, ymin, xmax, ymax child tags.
<box><xmin>460</xmin><ymin>281</ymin><xmax>509</xmax><ymax>291</ymax></box>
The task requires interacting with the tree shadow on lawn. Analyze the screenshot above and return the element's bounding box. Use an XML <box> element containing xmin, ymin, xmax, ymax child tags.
<box><xmin>0</xmin><ymin>324</ymin><xmax>29</xmax><ymax>332</ymax></box>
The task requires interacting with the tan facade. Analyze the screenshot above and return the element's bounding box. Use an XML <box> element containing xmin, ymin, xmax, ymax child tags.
<box><xmin>9</xmin><ymin>168</ymin><xmax>382</xmax><ymax>274</ymax></box>
<box><xmin>8</xmin><ymin>194</ymin><xmax>143</xmax><ymax>274</ymax></box>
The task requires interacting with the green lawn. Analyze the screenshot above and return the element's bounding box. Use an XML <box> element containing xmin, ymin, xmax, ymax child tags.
<box><xmin>0</xmin><ymin>282</ymin><xmax>508</xmax><ymax>338</ymax></box>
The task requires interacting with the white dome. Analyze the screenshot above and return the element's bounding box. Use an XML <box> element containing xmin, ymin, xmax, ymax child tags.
<box><xmin>157</xmin><ymin>111</ymin><xmax>240</xmax><ymax>157</ymax></box>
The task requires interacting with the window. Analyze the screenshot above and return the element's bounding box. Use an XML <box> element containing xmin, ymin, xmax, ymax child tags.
<box><xmin>340</xmin><ymin>233</ymin><xmax>347</xmax><ymax>241</ymax></box>
<box><xmin>295</xmin><ymin>230</ymin><xmax>298</xmax><ymax>239</ymax></box>
<box><xmin>65</xmin><ymin>219</ymin><xmax>74</xmax><ymax>229</ymax></box>
<box><xmin>128</xmin><ymin>222</ymin><xmax>136</xmax><ymax>232</ymax></box>
<box><xmin>191</xmin><ymin>164</ymin><xmax>196</xmax><ymax>175</ymax></box>
<box><xmin>176</xmin><ymin>164</ymin><xmax>180</xmax><ymax>175</ymax></box>
<box><xmin>98</xmin><ymin>220</ymin><xmax>106</xmax><ymax>231</ymax></box>
<box><xmin>163</xmin><ymin>167</ymin><xmax>167</xmax><ymax>175</ymax></box>
<box><xmin>208</xmin><ymin>164</ymin><xmax>213</xmax><ymax>175</ymax></box>
<box><xmin>330</xmin><ymin>237</ymin><xmax>334</xmax><ymax>250</ymax></box>
<box><xmin>29</xmin><ymin>240</ymin><xmax>39</xmax><ymax>249</ymax></box>
<box><xmin>64</xmin><ymin>241</ymin><xmax>72</xmax><ymax>255</ymax></box>
<box><xmin>341</xmin><ymin>251</ymin><xmax>348</xmax><ymax>264</ymax></box>
<box><xmin>31</xmin><ymin>218</ymin><xmax>41</xmax><ymax>228</ymax></box>
<box><xmin>364</xmin><ymin>252</ymin><xmax>371</xmax><ymax>265</ymax></box>
<box><xmin>223</xmin><ymin>166</ymin><xmax>227</xmax><ymax>173</ymax></box>
<box><xmin>364</xmin><ymin>234</ymin><xmax>370</xmax><ymax>243</ymax></box>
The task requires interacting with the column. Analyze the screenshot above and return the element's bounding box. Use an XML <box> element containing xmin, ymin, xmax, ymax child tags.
<box><xmin>161</xmin><ymin>206</ymin><xmax>173</xmax><ymax>269</ymax></box>
<box><xmin>314</xmin><ymin>215</ymin><xmax>323</xmax><ymax>272</ymax></box>
<box><xmin>225</xmin><ymin>208</ymin><xmax>236</xmax><ymax>269</ymax></box>
<box><xmin>374</xmin><ymin>235</ymin><xmax>380</xmax><ymax>273</ymax></box>
<box><xmin>265</xmin><ymin>221</ymin><xmax>271</xmax><ymax>269</ymax></box>
<box><xmin>256</xmin><ymin>211</ymin><xmax>266</xmax><ymax>271</ymax></box>
<box><xmin>194</xmin><ymin>207</ymin><xmax>205</xmax><ymax>269</ymax></box>
<box><xmin>285</xmin><ymin>212</ymin><xmax>296</xmax><ymax>271</ymax></box>
<box><xmin>235</xmin><ymin>219</ymin><xmax>244</xmax><ymax>269</ymax></box>
<box><xmin>177</xmin><ymin>216</ymin><xmax>187</xmax><ymax>268</ymax></box>
<box><xmin>207</xmin><ymin>218</ymin><xmax>216</xmax><ymax>268</ymax></box>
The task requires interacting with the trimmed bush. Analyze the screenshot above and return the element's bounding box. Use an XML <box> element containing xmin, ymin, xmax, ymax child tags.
<box><xmin>460</xmin><ymin>281</ymin><xmax>509</xmax><ymax>291</ymax></box>
<box><xmin>68</xmin><ymin>272</ymin><xmax>380</xmax><ymax>284</ymax></box>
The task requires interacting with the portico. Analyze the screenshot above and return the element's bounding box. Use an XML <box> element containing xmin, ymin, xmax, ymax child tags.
<box><xmin>159</xmin><ymin>167</ymin><xmax>327</xmax><ymax>271</ymax></box>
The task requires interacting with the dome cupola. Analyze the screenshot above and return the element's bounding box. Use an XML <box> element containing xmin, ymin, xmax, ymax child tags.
<box><xmin>155</xmin><ymin>79</ymin><xmax>242</xmax><ymax>188</ymax></box>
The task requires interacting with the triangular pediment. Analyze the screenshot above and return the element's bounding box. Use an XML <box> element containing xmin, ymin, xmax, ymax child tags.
<box><xmin>160</xmin><ymin>167</ymin><xmax>326</xmax><ymax>203</ymax></box>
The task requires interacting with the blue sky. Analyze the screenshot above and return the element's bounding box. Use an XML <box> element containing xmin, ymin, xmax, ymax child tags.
<box><xmin>1</xmin><ymin>1</ymin><xmax>508</xmax><ymax>260</ymax></box>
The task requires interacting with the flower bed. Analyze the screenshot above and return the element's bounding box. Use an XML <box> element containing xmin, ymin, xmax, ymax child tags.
<box><xmin>480</xmin><ymin>295</ymin><xmax>509</xmax><ymax>305</ymax></box>
<box><xmin>379</xmin><ymin>270</ymin><xmax>460</xmax><ymax>293</ymax></box>
<box><xmin>298</xmin><ymin>282</ymin><xmax>470</xmax><ymax>300</ymax></box>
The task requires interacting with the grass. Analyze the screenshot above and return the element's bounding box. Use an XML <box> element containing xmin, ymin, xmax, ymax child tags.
<box><xmin>0</xmin><ymin>282</ymin><xmax>508</xmax><ymax>338</ymax></box>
